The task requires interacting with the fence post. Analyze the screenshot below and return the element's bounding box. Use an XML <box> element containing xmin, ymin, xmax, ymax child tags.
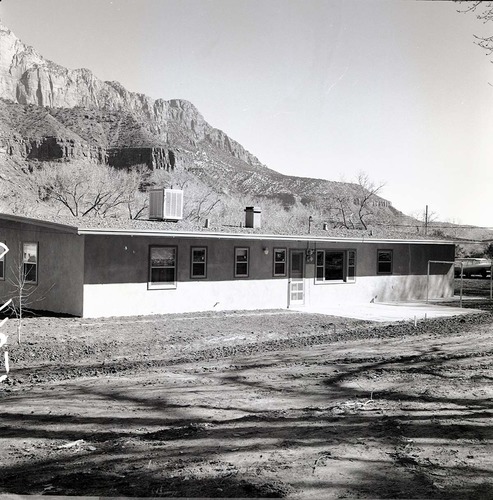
<box><xmin>426</xmin><ymin>261</ymin><xmax>430</xmax><ymax>303</ymax></box>
<box><xmin>490</xmin><ymin>260</ymin><xmax>493</xmax><ymax>300</ymax></box>
<box><xmin>460</xmin><ymin>262</ymin><xmax>463</xmax><ymax>308</ymax></box>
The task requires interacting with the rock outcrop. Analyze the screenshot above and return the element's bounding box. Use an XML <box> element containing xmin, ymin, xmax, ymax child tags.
<box><xmin>107</xmin><ymin>147</ymin><xmax>176</xmax><ymax>171</ymax></box>
<box><xmin>0</xmin><ymin>21</ymin><xmax>262</xmax><ymax>169</ymax></box>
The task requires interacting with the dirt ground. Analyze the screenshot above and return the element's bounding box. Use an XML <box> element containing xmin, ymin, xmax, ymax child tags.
<box><xmin>1</xmin><ymin>282</ymin><xmax>493</xmax><ymax>499</ymax></box>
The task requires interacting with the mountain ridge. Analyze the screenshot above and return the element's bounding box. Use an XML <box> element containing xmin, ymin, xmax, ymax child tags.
<box><xmin>0</xmin><ymin>19</ymin><xmax>417</xmax><ymax>235</ymax></box>
<box><xmin>0</xmin><ymin>21</ymin><xmax>264</xmax><ymax>169</ymax></box>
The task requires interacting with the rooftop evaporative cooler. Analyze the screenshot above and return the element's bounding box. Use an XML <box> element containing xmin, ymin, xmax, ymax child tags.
<box><xmin>149</xmin><ymin>188</ymin><xmax>184</xmax><ymax>221</ymax></box>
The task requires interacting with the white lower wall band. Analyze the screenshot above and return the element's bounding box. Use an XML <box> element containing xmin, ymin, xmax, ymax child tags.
<box><xmin>82</xmin><ymin>274</ymin><xmax>453</xmax><ymax>318</ymax></box>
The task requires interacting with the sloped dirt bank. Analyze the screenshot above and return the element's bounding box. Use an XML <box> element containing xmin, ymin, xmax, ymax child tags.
<box><xmin>1</xmin><ymin>308</ymin><xmax>493</xmax><ymax>498</ymax></box>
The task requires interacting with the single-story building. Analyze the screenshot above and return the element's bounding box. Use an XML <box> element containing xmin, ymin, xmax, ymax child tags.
<box><xmin>0</xmin><ymin>213</ymin><xmax>455</xmax><ymax>318</ymax></box>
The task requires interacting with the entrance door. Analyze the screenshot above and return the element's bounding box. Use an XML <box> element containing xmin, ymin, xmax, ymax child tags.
<box><xmin>289</xmin><ymin>250</ymin><xmax>305</xmax><ymax>306</ymax></box>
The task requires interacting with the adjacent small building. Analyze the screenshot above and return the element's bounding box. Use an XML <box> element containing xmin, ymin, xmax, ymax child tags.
<box><xmin>0</xmin><ymin>213</ymin><xmax>455</xmax><ymax>318</ymax></box>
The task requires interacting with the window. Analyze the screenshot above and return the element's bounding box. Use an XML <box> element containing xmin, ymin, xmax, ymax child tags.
<box><xmin>149</xmin><ymin>246</ymin><xmax>177</xmax><ymax>289</ymax></box>
<box><xmin>273</xmin><ymin>248</ymin><xmax>287</xmax><ymax>277</ymax></box>
<box><xmin>235</xmin><ymin>247</ymin><xmax>249</xmax><ymax>277</ymax></box>
<box><xmin>377</xmin><ymin>250</ymin><xmax>393</xmax><ymax>274</ymax></box>
<box><xmin>316</xmin><ymin>249</ymin><xmax>356</xmax><ymax>283</ymax></box>
<box><xmin>23</xmin><ymin>242</ymin><xmax>38</xmax><ymax>284</ymax></box>
<box><xmin>317</xmin><ymin>251</ymin><xmax>344</xmax><ymax>281</ymax></box>
<box><xmin>191</xmin><ymin>247</ymin><xmax>207</xmax><ymax>279</ymax></box>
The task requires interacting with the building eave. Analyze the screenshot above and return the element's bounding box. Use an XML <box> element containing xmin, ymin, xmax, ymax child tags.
<box><xmin>76</xmin><ymin>227</ymin><xmax>457</xmax><ymax>245</ymax></box>
<box><xmin>0</xmin><ymin>213</ymin><xmax>79</xmax><ymax>234</ymax></box>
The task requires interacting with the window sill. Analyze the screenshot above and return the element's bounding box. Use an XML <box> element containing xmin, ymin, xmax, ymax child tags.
<box><xmin>315</xmin><ymin>279</ymin><xmax>355</xmax><ymax>285</ymax></box>
<box><xmin>147</xmin><ymin>282</ymin><xmax>177</xmax><ymax>290</ymax></box>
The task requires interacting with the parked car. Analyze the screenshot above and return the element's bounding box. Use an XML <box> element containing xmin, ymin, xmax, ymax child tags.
<box><xmin>454</xmin><ymin>258</ymin><xmax>492</xmax><ymax>278</ymax></box>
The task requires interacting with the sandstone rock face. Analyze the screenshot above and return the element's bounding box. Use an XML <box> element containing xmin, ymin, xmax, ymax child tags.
<box><xmin>107</xmin><ymin>147</ymin><xmax>176</xmax><ymax>171</ymax></box>
<box><xmin>0</xmin><ymin>21</ymin><xmax>261</xmax><ymax>169</ymax></box>
<box><xmin>3</xmin><ymin>134</ymin><xmax>106</xmax><ymax>163</ymax></box>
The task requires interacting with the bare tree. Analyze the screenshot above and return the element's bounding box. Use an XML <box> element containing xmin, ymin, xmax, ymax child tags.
<box><xmin>123</xmin><ymin>165</ymin><xmax>149</xmax><ymax>220</ymax></box>
<box><xmin>7</xmin><ymin>245</ymin><xmax>54</xmax><ymax>344</ymax></box>
<box><xmin>153</xmin><ymin>169</ymin><xmax>224</xmax><ymax>222</ymax></box>
<box><xmin>315</xmin><ymin>182</ymin><xmax>355</xmax><ymax>230</ymax></box>
<box><xmin>185</xmin><ymin>186</ymin><xmax>222</xmax><ymax>222</ymax></box>
<box><xmin>253</xmin><ymin>198</ymin><xmax>321</xmax><ymax>233</ymax></box>
<box><xmin>459</xmin><ymin>2</ymin><xmax>493</xmax><ymax>63</ymax></box>
<box><xmin>353</xmin><ymin>172</ymin><xmax>386</xmax><ymax>230</ymax></box>
<box><xmin>333</xmin><ymin>195</ymin><xmax>356</xmax><ymax>229</ymax></box>
<box><xmin>35</xmin><ymin>161</ymin><xmax>149</xmax><ymax>219</ymax></box>
<box><xmin>322</xmin><ymin>173</ymin><xmax>385</xmax><ymax>230</ymax></box>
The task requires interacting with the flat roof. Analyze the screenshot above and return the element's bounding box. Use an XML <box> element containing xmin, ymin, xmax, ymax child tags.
<box><xmin>76</xmin><ymin>227</ymin><xmax>456</xmax><ymax>245</ymax></box>
<box><xmin>0</xmin><ymin>212</ymin><xmax>458</xmax><ymax>244</ymax></box>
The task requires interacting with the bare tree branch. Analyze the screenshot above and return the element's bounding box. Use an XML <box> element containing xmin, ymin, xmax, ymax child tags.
<box><xmin>33</xmin><ymin>161</ymin><xmax>151</xmax><ymax>220</ymax></box>
<box><xmin>7</xmin><ymin>258</ymin><xmax>51</xmax><ymax>344</ymax></box>
<box><xmin>459</xmin><ymin>1</ymin><xmax>493</xmax><ymax>60</ymax></box>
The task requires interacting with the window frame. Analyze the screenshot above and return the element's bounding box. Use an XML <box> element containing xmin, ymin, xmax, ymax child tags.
<box><xmin>347</xmin><ymin>249</ymin><xmax>356</xmax><ymax>283</ymax></box>
<box><xmin>0</xmin><ymin>241</ymin><xmax>6</xmax><ymax>281</ymax></box>
<box><xmin>377</xmin><ymin>249</ymin><xmax>393</xmax><ymax>275</ymax></box>
<box><xmin>190</xmin><ymin>246</ymin><xmax>207</xmax><ymax>279</ymax></box>
<box><xmin>22</xmin><ymin>242</ymin><xmax>38</xmax><ymax>285</ymax></box>
<box><xmin>315</xmin><ymin>249</ymin><xmax>356</xmax><ymax>284</ymax></box>
<box><xmin>234</xmin><ymin>247</ymin><xmax>249</xmax><ymax>278</ymax></box>
<box><xmin>273</xmin><ymin>248</ymin><xmax>287</xmax><ymax>277</ymax></box>
<box><xmin>148</xmin><ymin>245</ymin><xmax>178</xmax><ymax>290</ymax></box>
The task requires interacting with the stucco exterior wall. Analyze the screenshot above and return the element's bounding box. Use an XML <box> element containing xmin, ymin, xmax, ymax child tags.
<box><xmin>83</xmin><ymin>274</ymin><xmax>453</xmax><ymax>318</ymax></box>
<box><xmin>83</xmin><ymin>235</ymin><xmax>455</xmax><ymax>283</ymax></box>
<box><xmin>83</xmin><ymin>234</ymin><xmax>296</xmax><ymax>285</ymax></box>
<box><xmin>0</xmin><ymin>219</ymin><xmax>84</xmax><ymax>316</ymax></box>
<box><xmin>82</xmin><ymin>234</ymin><xmax>455</xmax><ymax>318</ymax></box>
<box><xmin>307</xmin><ymin>241</ymin><xmax>455</xmax><ymax>278</ymax></box>
<box><xmin>305</xmin><ymin>274</ymin><xmax>453</xmax><ymax>309</ymax></box>
<box><xmin>83</xmin><ymin>279</ymin><xmax>289</xmax><ymax>317</ymax></box>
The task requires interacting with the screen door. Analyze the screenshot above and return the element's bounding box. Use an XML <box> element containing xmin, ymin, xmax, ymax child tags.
<box><xmin>289</xmin><ymin>250</ymin><xmax>305</xmax><ymax>306</ymax></box>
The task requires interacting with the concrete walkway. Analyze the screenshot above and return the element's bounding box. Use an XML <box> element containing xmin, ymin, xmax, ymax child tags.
<box><xmin>291</xmin><ymin>300</ymin><xmax>484</xmax><ymax>323</ymax></box>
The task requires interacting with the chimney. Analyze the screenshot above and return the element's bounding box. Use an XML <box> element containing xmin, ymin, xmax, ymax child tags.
<box><xmin>244</xmin><ymin>206</ymin><xmax>261</xmax><ymax>228</ymax></box>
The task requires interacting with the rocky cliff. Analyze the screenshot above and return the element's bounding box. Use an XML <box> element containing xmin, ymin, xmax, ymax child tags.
<box><xmin>0</xmin><ymin>21</ymin><xmax>262</xmax><ymax>170</ymax></box>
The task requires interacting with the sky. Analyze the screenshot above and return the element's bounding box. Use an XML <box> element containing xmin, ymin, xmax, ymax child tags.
<box><xmin>1</xmin><ymin>0</ymin><xmax>492</xmax><ymax>227</ymax></box>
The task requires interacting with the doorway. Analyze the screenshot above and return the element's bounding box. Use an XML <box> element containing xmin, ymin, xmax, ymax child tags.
<box><xmin>289</xmin><ymin>250</ymin><xmax>305</xmax><ymax>306</ymax></box>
